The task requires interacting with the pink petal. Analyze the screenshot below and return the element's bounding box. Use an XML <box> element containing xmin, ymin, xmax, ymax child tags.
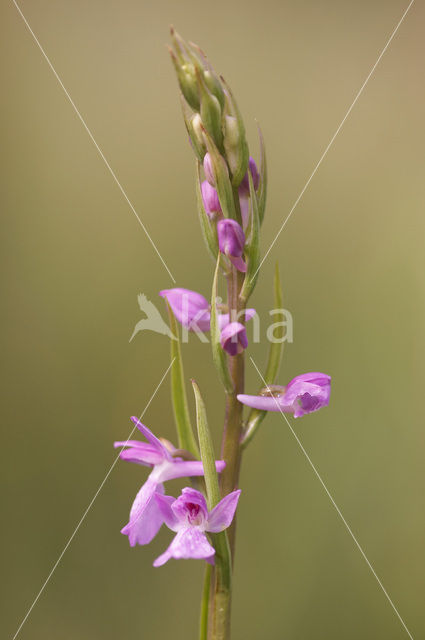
<box><xmin>207</xmin><ymin>490</ymin><xmax>241</xmax><ymax>533</ymax></box>
<box><xmin>114</xmin><ymin>442</ymin><xmax>164</xmax><ymax>466</ymax></box>
<box><xmin>130</xmin><ymin>417</ymin><xmax>171</xmax><ymax>460</ymax></box>
<box><xmin>158</xmin><ymin>460</ymin><xmax>226</xmax><ymax>482</ymax></box>
<box><xmin>153</xmin><ymin>528</ymin><xmax>215</xmax><ymax>567</ymax></box>
<box><xmin>121</xmin><ymin>478</ymin><xmax>165</xmax><ymax>546</ymax></box>
<box><xmin>155</xmin><ymin>493</ymin><xmax>181</xmax><ymax>531</ymax></box>
<box><xmin>159</xmin><ymin>288</ymin><xmax>211</xmax><ymax>332</ymax></box>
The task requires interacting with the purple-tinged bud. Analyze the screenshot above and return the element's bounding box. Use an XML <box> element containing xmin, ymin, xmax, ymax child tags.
<box><xmin>203</xmin><ymin>151</ymin><xmax>229</xmax><ymax>187</ymax></box>
<box><xmin>238</xmin><ymin>157</ymin><xmax>260</xmax><ymax>197</ymax></box>
<box><xmin>201</xmin><ymin>181</ymin><xmax>221</xmax><ymax>217</ymax></box>
<box><xmin>189</xmin><ymin>114</ymin><xmax>206</xmax><ymax>155</ymax></box>
<box><xmin>203</xmin><ymin>152</ymin><xmax>215</xmax><ymax>185</ymax></box>
<box><xmin>217</xmin><ymin>219</ymin><xmax>246</xmax><ymax>272</ymax></box>
<box><xmin>220</xmin><ymin>322</ymin><xmax>248</xmax><ymax>356</ymax></box>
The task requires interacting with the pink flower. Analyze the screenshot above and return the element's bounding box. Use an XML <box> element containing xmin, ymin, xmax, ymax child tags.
<box><xmin>115</xmin><ymin>418</ymin><xmax>225</xmax><ymax>546</ymax></box>
<box><xmin>160</xmin><ymin>288</ymin><xmax>255</xmax><ymax>333</ymax></box>
<box><xmin>153</xmin><ymin>487</ymin><xmax>241</xmax><ymax>566</ymax></box>
<box><xmin>237</xmin><ymin>372</ymin><xmax>331</xmax><ymax>418</ymax></box>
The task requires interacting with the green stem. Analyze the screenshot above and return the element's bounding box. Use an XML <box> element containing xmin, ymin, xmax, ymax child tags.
<box><xmin>220</xmin><ymin>266</ymin><xmax>245</xmax><ymax>555</ymax></box>
<box><xmin>209</xmin><ymin>532</ymin><xmax>232</xmax><ymax>640</ymax></box>
<box><xmin>206</xmin><ymin>188</ymin><xmax>246</xmax><ymax>640</ymax></box>
<box><xmin>207</xmin><ymin>269</ymin><xmax>245</xmax><ymax>640</ymax></box>
<box><xmin>200</xmin><ymin>564</ymin><xmax>212</xmax><ymax>640</ymax></box>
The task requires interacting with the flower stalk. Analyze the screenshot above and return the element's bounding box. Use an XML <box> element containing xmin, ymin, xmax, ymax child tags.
<box><xmin>114</xmin><ymin>28</ymin><xmax>332</xmax><ymax>640</ymax></box>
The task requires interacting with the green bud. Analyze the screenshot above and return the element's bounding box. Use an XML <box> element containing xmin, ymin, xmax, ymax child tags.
<box><xmin>169</xmin><ymin>46</ymin><xmax>200</xmax><ymax>111</ymax></box>
<box><xmin>197</xmin><ymin>68</ymin><xmax>223</xmax><ymax>149</ymax></box>
<box><xmin>221</xmin><ymin>77</ymin><xmax>248</xmax><ymax>187</ymax></box>
<box><xmin>223</xmin><ymin>115</ymin><xmax>249</xmax><ymax>187</ymax></box>
<box><xmin>180</xmin><ymin>97</ymin><xmax>205</xmax><ymax>161</ymax></box>
<box><xmin>188</xmin><ymin>41</ymin><xmax>225</xmax><ymax>109</ymax></box>
<box><xmin>170</xmin><ymin>26</ymin><xmax>189</xmax><ymax>64</ymax></box>
<box><xmin>189</xmin><ymin>113</ymin><xmax>206</xmax><ymax>160</ymax></box>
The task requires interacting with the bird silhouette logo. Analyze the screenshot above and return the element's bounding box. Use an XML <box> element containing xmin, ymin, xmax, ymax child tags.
<box><xmin>129</xmin><ymin>294</ymin><xmax>177</xmax><ymax>342</ymax></box>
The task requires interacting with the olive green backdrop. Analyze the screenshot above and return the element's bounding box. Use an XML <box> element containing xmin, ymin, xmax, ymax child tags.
<box><xmin>1</xmin><ymin>1</ymin><xmax>424</xmax><ymax>638</ymax></box>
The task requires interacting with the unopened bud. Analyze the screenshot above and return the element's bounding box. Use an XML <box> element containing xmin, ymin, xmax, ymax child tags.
<box><xmin>217</xmin><ymin>219</ymin><xmax>247</xmax><ymax>272</ymax></box>
<box><xmin>197</xmin><ymin>69</ymin><xmax>223</xmax><ymax>149</ymax></box>
<box><xmin>188</xmin><ymin>41</ymin><xmax>225</xmax><ymax>109</ymax></box>
<box><xmin>202</xmin><ymin>127</ymin><xmax>236</xmax><ymax>219</ymax></box>
<box><xmin>203</xmin><ymin>153</ymin><xmax>215</xmax><ymax>185</ymax></box>
<box><xmin>169</xmin><ymin>29</ymin><xmax>201</xmax><ymax>111</ymax></box>
<box><xmin>238</xmin><ymin>157</ymin><xmax>260</xmax><ymax>196</ymax></box>
<box><xmin>203</xmin><ymin>152</ymin><xmax>228</xmax><ymax>187</ymax></box>
<box><xmin>223</xmin><ymin>115</ymin><xmax>248</xmax><ymax>185</ymax></box>
<box><xmin>185</xmin><ymin>113</ymin><xmax>206</xmax><ymax>160</ymax></box>
<box><xmin>201</xmin><ymin>181</ymin><xmax>221</xmax><ymax>217</ymax></box>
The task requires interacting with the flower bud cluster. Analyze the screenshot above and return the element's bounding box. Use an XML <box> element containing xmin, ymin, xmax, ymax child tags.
<box><xmin>169</xmin><ymin>27</ymin><xmax>247</xmax><ymax>183</ymax></box>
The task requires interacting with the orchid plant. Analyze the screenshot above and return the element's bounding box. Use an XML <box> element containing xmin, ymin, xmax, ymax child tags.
<box><xmin>116</xmin><ymin>28</ymin><xmax>331</xmax><ymax>640</ymax></box>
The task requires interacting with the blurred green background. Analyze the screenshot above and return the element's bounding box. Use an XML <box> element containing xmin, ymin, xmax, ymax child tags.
<box><xmin>1</xmin><ymin>1</ymin><xmax>424</xmax><ymax>638</ymax></box>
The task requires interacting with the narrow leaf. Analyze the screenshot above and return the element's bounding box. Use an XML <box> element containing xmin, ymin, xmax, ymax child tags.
<box><xmin>257</xmin><ymin>123</ymin><xmax>267</xmax><ymax>225</ymax></box>
<box><xmin>211</xmin><ymin>255</ymin><xmax>234</xmax><ymax>394</ymax></box>
<box><xmin>242</xmin><ymin>263</ymin><xmax>284</xmax><ymax>448</ymax></box>
<box><xmin>239</xmin><ymin>169</ymin><xmax>260</xmax><ymax>302</ymax></box>
<box><xmin>263</xmin><ymin>262</ymin><xmax>284</xmax><ymax>383</ymax></box>
<box><xmin>191</xmin><ymin>379</ymin><xmax>221</xmax><ymax>508</ymax></box>
<box><xmin>165</xmin><ymin>302</ymin><xmax>200</xmax><ymax>458</ymax></box>
<box><xmin>195</xmin><ymin>160</ymin><xmax>219</xmax><ymax>261</ymax></box>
